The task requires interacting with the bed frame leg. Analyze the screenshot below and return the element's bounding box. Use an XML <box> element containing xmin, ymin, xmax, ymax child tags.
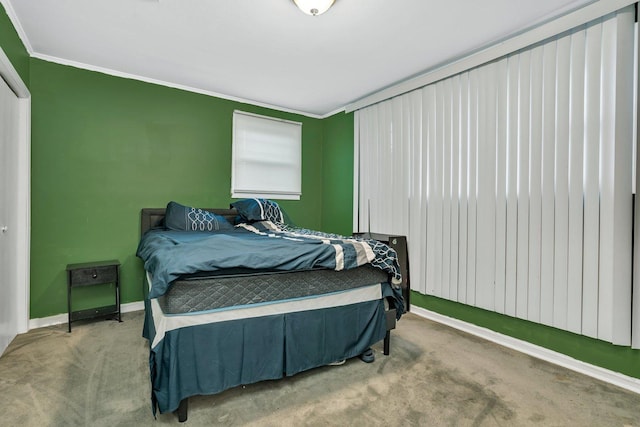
<box><xmin>383</xmin><ymin>330</ymin><xmax>391</xmax><ymax>355</ymax></box>
<box><xmin>176</xmin><ymin>398</ymin><xmax>188</xmax><ymax>423</ymax></box>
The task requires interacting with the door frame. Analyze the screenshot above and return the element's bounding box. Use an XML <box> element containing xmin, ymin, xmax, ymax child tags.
<box><xmin>0</xmin><ymin>46</ymin><xmax>30</xmax><ymax>333</ymax></box>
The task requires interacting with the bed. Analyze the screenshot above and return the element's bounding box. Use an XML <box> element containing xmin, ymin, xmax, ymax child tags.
<box><xmin>137</xmin><ymin>200</ymin><xmax>406</xmax><ymax>422</ymax></box>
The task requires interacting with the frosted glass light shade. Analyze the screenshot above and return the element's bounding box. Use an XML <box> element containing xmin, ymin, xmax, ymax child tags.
<box><xmin>293</xmin><ymin>0</ymin><xmax>335</xmax><ymax>16</ymax></box>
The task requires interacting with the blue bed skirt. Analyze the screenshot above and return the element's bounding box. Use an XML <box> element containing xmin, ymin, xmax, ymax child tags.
<box><xmin>143</xmin><ymin>298</ymin><xmax>387</xmax><ymax>414</ymax></box>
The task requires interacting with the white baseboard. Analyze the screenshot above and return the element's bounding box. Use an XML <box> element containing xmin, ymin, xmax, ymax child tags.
<box><xmin>410</xmin><ymin>305</ymin><xmax>640</xmax><ymax>395</ymax></box>
<box><xmin>28</xmin><ymin>301</ymin><xmax>144</xmax><ymax>330</ymax></box>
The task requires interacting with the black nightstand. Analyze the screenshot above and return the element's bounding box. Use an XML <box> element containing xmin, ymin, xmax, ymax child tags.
<box><xmin>66</xmin><ymin>260</ymin><xmax>121</xmax><ymax>332</ymax></box>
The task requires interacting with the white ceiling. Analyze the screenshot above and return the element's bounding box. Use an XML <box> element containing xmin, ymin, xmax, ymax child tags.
<box><xmin>5</xmin><ymin>0</ymin><xmax>595</xmax><ymax>117</ymax></box>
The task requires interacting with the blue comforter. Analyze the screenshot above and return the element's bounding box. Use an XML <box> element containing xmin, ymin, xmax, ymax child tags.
<box><xmin>137</xmin><ymin>221</ymin><xmax>402</xmax><ymax>301</ymax></box>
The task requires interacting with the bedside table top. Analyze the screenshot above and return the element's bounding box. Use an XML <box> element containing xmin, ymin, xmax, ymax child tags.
<box><xmin>66</xmin><ymin>260</ymin><xmax>120</xmax><ymax>271</ymax></box>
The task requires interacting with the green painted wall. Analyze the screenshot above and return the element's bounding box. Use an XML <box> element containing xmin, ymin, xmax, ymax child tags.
<box><xmin>321</xmin><ymin>111</ymin><xmax>354</xmax><ymax>236</ymax></box>
<box><xmin>29</xmin><ymin>59</ymin><xmax>326</xmax><ymax>318</ymax></box>
<box><xmin>0</xmin><ymin>3</ymin><xmax>29</xmax><ymax>86</ymax></box>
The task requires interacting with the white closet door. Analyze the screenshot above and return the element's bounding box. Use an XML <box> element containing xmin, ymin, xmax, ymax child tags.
<box><xmin>0</xmin><ymin>75</ymin><xmax>21</xmax><ymax>356</ymax></box>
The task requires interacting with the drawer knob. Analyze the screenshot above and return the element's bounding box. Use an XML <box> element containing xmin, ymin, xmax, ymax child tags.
<box><xmin>92</xmin><ymin>270</ymin><xmax>98</xmax><ymax>279</ymax></box>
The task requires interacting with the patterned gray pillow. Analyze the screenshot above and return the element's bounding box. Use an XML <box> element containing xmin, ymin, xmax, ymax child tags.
<box><xmin>231</xmin><ymin>198</ymin><xmax>285</xmax><ymax>223</ymax></box>
<box><xmin>165</xmin><ymin>201</ymin><xmax>233</xmax><ymax>232</ymax></box>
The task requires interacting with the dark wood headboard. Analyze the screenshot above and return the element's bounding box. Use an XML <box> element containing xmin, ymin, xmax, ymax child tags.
<box><xmin>140</xmin><ymin>208</ymin><xmax>238</xmax><ymax>235</ymax></box>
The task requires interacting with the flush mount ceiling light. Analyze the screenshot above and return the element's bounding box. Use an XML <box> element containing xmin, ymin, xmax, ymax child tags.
<box><xmin>292</xmin><ymin>0</ymin><xmax>336</xmax><ymax>16</ymax></box>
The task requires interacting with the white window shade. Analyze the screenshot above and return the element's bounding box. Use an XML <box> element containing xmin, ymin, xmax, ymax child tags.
<box><xmin>232</xmin><ymin>111</ymin><xmax>302</xmax><ymax>200</ymax></box>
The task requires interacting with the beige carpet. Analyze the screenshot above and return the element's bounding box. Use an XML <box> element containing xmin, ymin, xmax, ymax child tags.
<box><xmin>1</xmin><ymin>311</ymin><xmax>639</xmax><ymax>426</ymax></box>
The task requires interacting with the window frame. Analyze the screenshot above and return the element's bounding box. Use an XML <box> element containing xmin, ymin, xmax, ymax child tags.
<box><xmin>231</xmin><ymin>110</ymin><xmax>302</xmax><ymax>200</ymax></box>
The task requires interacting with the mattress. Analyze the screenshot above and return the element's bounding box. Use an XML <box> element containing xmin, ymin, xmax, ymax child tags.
<box><xmin>158</xmin><ymin>265</ymin><xmax>389</xmax><ymax>314</ymax></box>
<box><xmin>146</xmin><ymin>275</ymin><xmax>386</xmax><ymax>349</ymax></box>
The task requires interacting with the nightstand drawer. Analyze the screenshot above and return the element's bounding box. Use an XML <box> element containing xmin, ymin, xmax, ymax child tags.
<box><xmin>69</xmin><ymin>265</ymin><xmax>118</xmax><ymax>286</ymax></box>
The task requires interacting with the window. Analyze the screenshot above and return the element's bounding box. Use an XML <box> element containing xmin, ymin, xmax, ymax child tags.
<box><xmin>231</xmin><ymin>111</ymin><xmax>302</xmax><ymax>200</ymax></box>
<box><xmin>355</xmin><ymin>6</ymin><xmax>637</xmax><ymax>346</ymax></box>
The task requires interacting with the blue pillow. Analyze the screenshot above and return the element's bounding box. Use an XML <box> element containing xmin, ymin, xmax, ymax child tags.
<box><xmin>165</xmin><ymin>201</ymin><xmax>234</xmax><ymax>232</ymax></box>
<box><xmin>231</xmin><ymin>198</ymin><xmax>285</xmax><ymax>223</ymax></box>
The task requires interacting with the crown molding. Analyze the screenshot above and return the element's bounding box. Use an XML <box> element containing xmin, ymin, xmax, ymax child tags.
<box><xmin>31</xmin><ymin>52</ymin><xmax>328</xmax><ymax>119</ymax></box>
<box><xmin>1</xmin><ymin>0</ymin><xmax>34</xmax><ymax>54</ymax></box>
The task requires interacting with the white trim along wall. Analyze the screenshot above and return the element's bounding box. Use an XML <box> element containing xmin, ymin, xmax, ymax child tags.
<box><xmin>28</xmin><ymin>301</ymin><xmax>144</xmax><ymax>330</ymax></box>
<box><xmin>410</xmin><ymin>305</ymin><xmax>640</xmax><ymax>396</ymax></box>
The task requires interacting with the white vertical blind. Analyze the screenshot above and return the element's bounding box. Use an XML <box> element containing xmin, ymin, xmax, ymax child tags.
<box><xmin>566</xmin><ymin>28</ymin><xmax>586</xmax><ymax>335</ymax></box>
<box><xmin>355</xmin><ymin>6</ymin><xmax>636</xmax><ymax>346</ymax></box>
<box><xmin>608</xmin><ymin>10</ymin><xmax>634</xmax><ymax>345</ymax></box>
<box><xmin>633</xmin><ymin>20</ymin><xmax>640</xmax><ymax>349</ymax></box>
<box><xmin>553</xmin><ymin>34</ymin><xmax>571</xmax><ymax>331</ymax></box>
